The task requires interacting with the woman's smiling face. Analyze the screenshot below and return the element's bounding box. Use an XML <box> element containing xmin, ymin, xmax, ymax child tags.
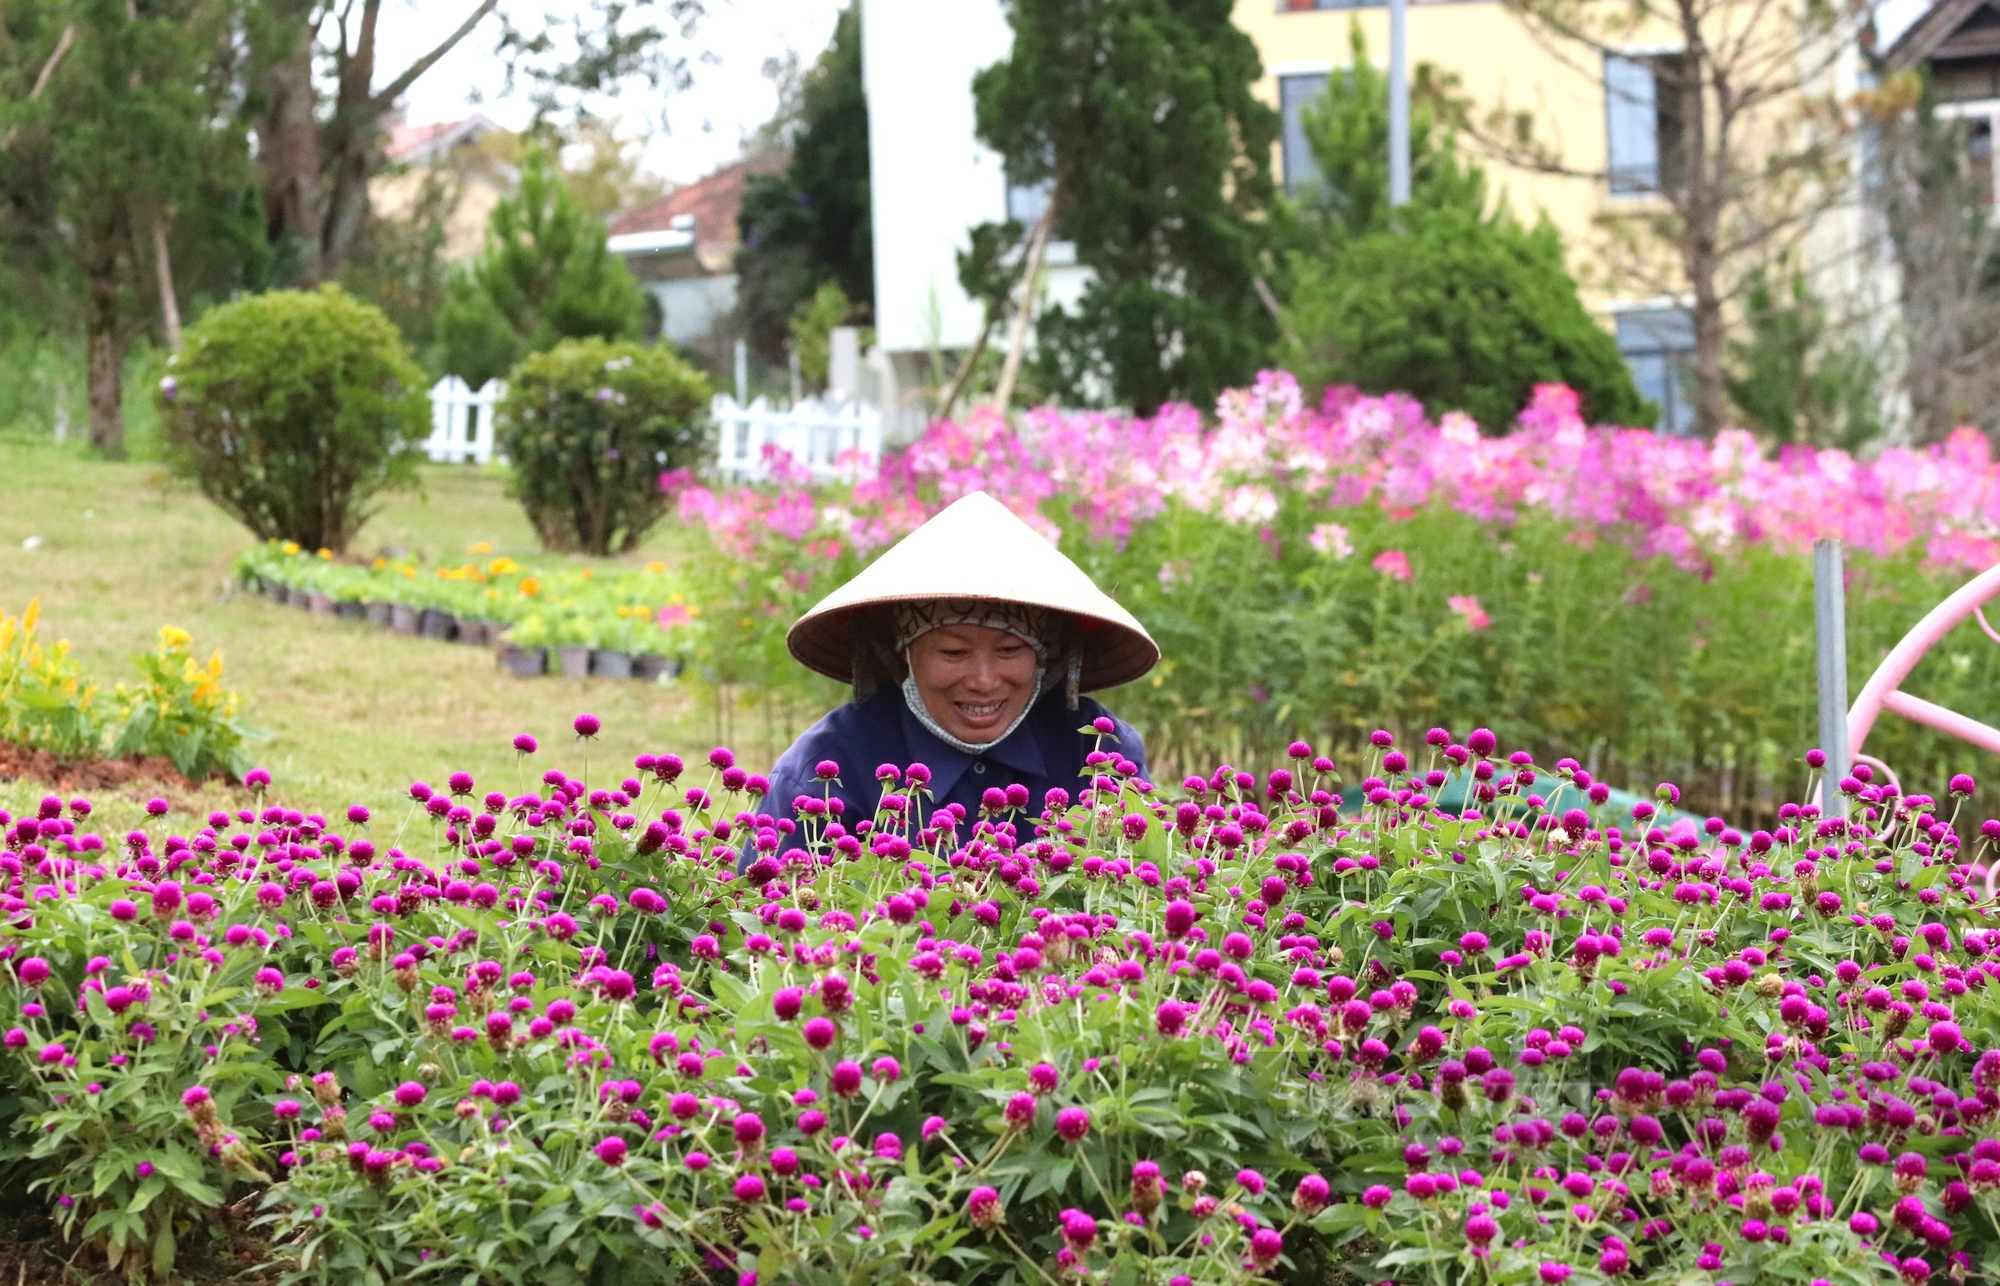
<box><xmin>907</xmin><ymin>623</ymin><xmax>1038</xmax><ymax>744</ymax></box>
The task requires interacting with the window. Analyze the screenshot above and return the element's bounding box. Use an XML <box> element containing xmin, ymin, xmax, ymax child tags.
<box><xmin>1605</xmin><ymin>53</ymin><xmax>1688</xmax><ymax>195</ymax></box>
<box><xmin>1615</xmin><ymin>307</ymin><xmax>1697</xmax><ymax>435</ymax></box>
<box><xmin>1279</xmin><ymin>73</ymin><xmax>1331</xmax><ymax>193</ymax></box>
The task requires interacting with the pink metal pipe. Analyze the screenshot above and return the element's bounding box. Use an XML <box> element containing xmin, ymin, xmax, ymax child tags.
<box><xmin>1879</xmin><ymin>690</ymin><xmax>2000</xmax><ymax>758</ymax></box>
<box><xmin>1847</xmin><ymin>562</ymin><xmax>2000</xmax><ymax>760</ymax></box>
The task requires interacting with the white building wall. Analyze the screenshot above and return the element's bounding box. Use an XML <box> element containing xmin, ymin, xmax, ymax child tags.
<box><xmin>861</xmin><ymin>0</ymin><xmax>1016</xmax><ymax>355</ymax></box>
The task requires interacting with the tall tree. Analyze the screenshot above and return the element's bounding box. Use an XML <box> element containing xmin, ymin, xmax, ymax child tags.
<box><xmin>1862</xmin><ymin>70</ymin><xmax>2000</xmax><ymax>444</ymax></box>
<box><xmin>736</xmin><ymin>3</ymin><xmax>872</xmax><ymax>364</ymax></box>
<box><xmin>249</xmin><ymin>0</ymin><xmax>700</xmax><ymax>283</ymax></box>
<box><xmin>3</xmin><ymin>0</ymin><xmax>262</xmax><ymax>457</ymax></box>
<box><xmin>1277</xmin><ymin>25</ymin><xmax>1649</xmax><ymax>432</ymax></box>
<box><xmin>1479</xmin><ymin>0</ymin><xmax>1865</xmax><ymax>438</ymax></box>
<box><xmin>971</xmin><ymin>0</ymin><xmax>1278</xmax><ymax>414</ymax></box>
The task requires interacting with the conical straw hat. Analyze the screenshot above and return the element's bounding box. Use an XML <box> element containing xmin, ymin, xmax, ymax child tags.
<box><xmin>787</xmin><ymin>491</ymin><xmax>1159</xmax><ymax>691</ymax></box>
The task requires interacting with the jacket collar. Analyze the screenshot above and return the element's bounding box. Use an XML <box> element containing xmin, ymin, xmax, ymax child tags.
<box><xmin>896</xmin><ymin>694</ymin><xmax>1050</xmax><ymax>801</ymax></box>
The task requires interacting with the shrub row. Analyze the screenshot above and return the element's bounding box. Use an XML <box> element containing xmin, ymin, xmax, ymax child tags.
<box><xmin>162</xmin><ymin>289</ymin><xmax>711</xmax><ymax>558</ymax></box>
<box><xmin>0</xmin><ymin>601</ymin><xmax>249</xmax><ymax>782</ymax></box>
<box><xmin>0</xmin><ymin>716</ymin><xmax>1995</xmax><ymax>1285</ymax></box>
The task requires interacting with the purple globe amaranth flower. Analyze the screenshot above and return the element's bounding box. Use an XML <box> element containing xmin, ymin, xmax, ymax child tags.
<box><xmin>1058</xmin><ymin>1207</ymin><xmax>1097</xmax><ymax>1251</ymax></box>
<box><xmin>1294</xmin><ymin>1173</ymin><xmax>1331</xmax><ymax>1215</ymax></box>
<box><xmin>829</xmin><ymin>1061</ymin><xmax>864</xmax><ymax>1097</ymax></box>
<box><xmin>1361</xmin><ymin>1184</ymin><xmax>1393</xmax><ymax>1209</ymax></box>
<box><xmin>802</xmin><ymin>1017</ymin><xmax>836</xmax><ymax>1049</ymax></box>
<box><xmin>16</xmin><ymin>957</ymin><xmax>50</xmax><ymax>987</ymax></box>
<box><xmin>967</xmin><ymin>1185</ymin><xmax>1003</xmax><ymax>1229</ymax></box>
<box><xmin>596</xmin><ymin>1136</ymin><xmax>628</xmax><ymax>1167</ymax></box>
<box><xmin>573</xmin><ymin>713</ymin><xmax>601</xmax><ymax>738</ymax></box>
<box><xmin>732</xmin><ymin>1174</ymin><xmax>766</xmax><ymax>1202</ymax></box>
<box><xmin>1003</xmin><ymin>1092</ymin><xmax>1038</xmax><ymax>1129</ymax></box>
<box><xmin>1249</xmin><ymin>1228</ymin><xmax>1284</xmax><ymax>1269</ymax></box>
<box><xmin>392</xmin><ymin>1081</ymin><xmax>426</xmax><ymax>1108</ymax></box>
<box><xmin>1055</xmin><ymin>1106</ymin><xmax>1090</xmax><ymax>1142</ymax></box>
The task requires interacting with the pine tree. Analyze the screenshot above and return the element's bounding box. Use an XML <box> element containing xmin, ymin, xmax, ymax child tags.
<box><xmin>972</xmin><ymin>0</ymin><xmax>1278</xmax><ymax>414</ymax></box>
<box><xmin>433</xmin><ymin>148</ymin><xmax>645</xmax><ymax>388</ymax></box>
<box><xmin>736</xmin><ymin>3</ymin><xmax>872</xmax><ymax>364</ymax></box>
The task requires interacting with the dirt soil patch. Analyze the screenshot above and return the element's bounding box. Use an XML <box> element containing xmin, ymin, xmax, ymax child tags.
<box><xmin>0</xmin><ymin>742</ymin><xmax>200</xmax><ymax>796</ymax></box>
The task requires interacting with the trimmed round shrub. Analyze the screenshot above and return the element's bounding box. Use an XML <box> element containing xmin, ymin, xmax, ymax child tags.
<box><xmin>157</xmin><ymin>285</ymin><xmax>429</xmax><ymax>552</ymax></box>
<box><xmin>1283</xmin><ymin>203</ymin><xmax>1652</xmax><ymax>432</ymax></box>
<box><xmin>497</xmin><ymin>338</ymin><xmax>711</xmax><ymax>554</ymax></box>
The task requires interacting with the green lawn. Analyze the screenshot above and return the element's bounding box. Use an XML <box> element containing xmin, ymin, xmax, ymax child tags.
<box><xmin>0</xmin><ymin>441</ymin><xmax>769</xmax><ymax>827</ymax></box>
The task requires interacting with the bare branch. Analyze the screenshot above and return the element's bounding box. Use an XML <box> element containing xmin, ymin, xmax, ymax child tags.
<box><xmin>371</xmin><ymin>0</ymin><xmax>500</xmax><ymax>110</ymax></box>
<box><xmin>29</xmin><ymin>24</ymin><xmax>75</xmax><ymax>100</ymax></box>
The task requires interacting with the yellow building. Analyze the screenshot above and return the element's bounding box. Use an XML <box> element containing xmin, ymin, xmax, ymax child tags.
<box><xmin>1235</xmin><ymin>0</ymin><xmax>1739</xmax><ymax>432</ymax></box>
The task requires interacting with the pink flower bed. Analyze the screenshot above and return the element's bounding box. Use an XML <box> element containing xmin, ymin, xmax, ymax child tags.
<box><xmin>674</xmin><ymin>375</ymin><xmax>2000</xmax><ymax>574</ymax></box>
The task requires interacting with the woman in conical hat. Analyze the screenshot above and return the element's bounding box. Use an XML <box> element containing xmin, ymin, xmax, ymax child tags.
<box><xmin>752</xmin><ymin>492</ymin><xmax>1158</xmax><ymax>851</ymax></box>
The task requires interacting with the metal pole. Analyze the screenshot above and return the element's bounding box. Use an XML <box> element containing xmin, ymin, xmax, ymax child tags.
<box><xmin>1814</xmin><ymin>538</ymin><xmax>1850</xmax><ymax>817</ymax></box>
<box><xmin>733</xmin><ymin>338</ymin><xmax>748</xmax><ymax>404</ymax></box>
<box><xmin>1388</xmin><ymin>0</ymin><xmax>1411</xmax><ymax>208</ymax></box>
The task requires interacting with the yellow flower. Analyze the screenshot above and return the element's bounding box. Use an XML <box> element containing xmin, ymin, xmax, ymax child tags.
<box><xmin>487</xmin><ymin>557</ymin><xmax>520</xmax><ymax>576</ymax></box>
<box><xmin>401</xmin><ymin>566</ymin><xmax>416</xmax><ymax>578</ymax></box>
<box><xmin>469</xmin><ymin>541</ymin><xmax>493</xmax><ymax>554</ymax></box>
<box><xmin>520</xmin><ymin>577</ymin><xmax>541</xmax><ymax>596</ymax></box>
<box><xmin>281</xmin><ymin>541</ymin><xmax>300</xmax><ymax>555</ymax></box>
<box><xmin>580</xmin><ymin>569</ymin><xmax>595</xmax><ymax>580</ymax></box>
<box><xmin>159</xmin><ymin>625</ymin><xmax>192</xmax><ymax>650</ymax></box>
<box><xmin>668</xmin><ymin>592</ymin><xmax>684</xmax><ymax>604</ymax></box>
<box><xmin>373</xmin><ymin>556</ymin><xmax>388</xmax><ymax>570</ymax></box>
<box><xmin>316</xmin><ymin>547</ymin><xmax>333</xmax><ymax>560</ymax></box>
<box><xmin>644</xmin><ymin>560</ymin><xmax>667</xmax><ymax>573</ymax></box>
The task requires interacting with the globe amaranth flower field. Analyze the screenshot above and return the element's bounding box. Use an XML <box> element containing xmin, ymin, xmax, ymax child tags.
<box><xmin>2</xmin><ymin>715</ymin><xmax>1997</xmax><ymax>1286</ymax></box>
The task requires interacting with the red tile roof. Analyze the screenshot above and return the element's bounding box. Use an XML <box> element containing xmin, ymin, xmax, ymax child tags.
<box><xmin>609</xmin><ymin>155</ymin><xmax>785</xmax><ymax>252</ymax></box>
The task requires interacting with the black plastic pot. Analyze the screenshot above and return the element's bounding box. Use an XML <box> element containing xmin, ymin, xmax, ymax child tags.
<box><xmin>631</xmin><ymin>654</ymin><xmax>681</xmax><ymax>683</ymax></box>
<box><xmin>390</xmin><ymin>604</ymin><xmax>419</xmax><ymax>635</ymax></box>
<box><xmin>555</xmin><ymin>645</ymin><xmax>591</xmax><ymax>678</ymax></box>
<box><xmin>364</xmin><ymin>602</ymin><xmax>393</xmax><ymax>629</ymax></box>
<box><xmin>458</xmin><ymin>619</ymin><xmax>498</xmax><ymax>647</ymax></box>
<box><xmin>307</xmin><ymin>591</ymin><xmax>336</xmax><ymax>617</ymax></box>
<box><xmin>334</xmin><ymin>600</ymin><xmax>366</xmax><ymax>622</ymax></box>
<box><xmin>500</xmin><ymin>644</ymin><xmax>546</xmax><ymax>678</ymax></box>
<box><xmin>591</xmin><ymin>649</ymin><xmax>633</xmax><ymax>679</ymax></box>
<box><xmin>419</xmin><ymin>609</ymin><xmax>457</xmax><ymax>641</ymax></box>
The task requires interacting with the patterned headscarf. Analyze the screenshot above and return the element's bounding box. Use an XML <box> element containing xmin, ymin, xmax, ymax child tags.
<box><xmin>893</xmin><ymin>599</ymin><xmax>1050</xmax><ymax>658</ymax></box>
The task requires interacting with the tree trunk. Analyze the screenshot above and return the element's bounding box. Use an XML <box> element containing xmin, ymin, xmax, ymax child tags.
<box><xmin>153</xmin><ymin>214</ymin><xmax>182</xmax><ymax>350</ymax></box>
<box><xmin>86</xmin><ymin>306</ymin><xmax>127</xmax><ymax>459</ymax></box>
<box><xmin>317</xmin><ymin>0</ymin><xmax>383</xmax><ymax>278</ymax></box>
<box><xmin>260</xmin><ymin>11</ymin><xmax>325</xmax><ymax>277</ymax></box>
<box><xmin>1676</xmin><ymin>0</ymin><xmax>1730</xmax><ymax>438</ymax></box>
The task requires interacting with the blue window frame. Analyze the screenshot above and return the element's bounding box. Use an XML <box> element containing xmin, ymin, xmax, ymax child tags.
<box><xmin>1279</xmin><ymin>73</ymin><xmax>1332</xmax><ymax>193</ymax></box>
<box><xmin>1615</xmin><ymin>307</ymin><xmax>1697</xmax><ymax>435</ymax></box>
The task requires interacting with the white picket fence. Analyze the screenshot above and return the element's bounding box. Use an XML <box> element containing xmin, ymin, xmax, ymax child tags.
<box><xmin>421</xmin><ymin>381</ymin><xmax>884</xmax><ymax>480</ymax></box>
<box><xmin>422</xmin><ymin>377</ymin><xmax>505</xmax><ymax>464</ymax></box>
<box><xmin>711</xmin><ymin>394</ymin><xmax>883</xmax><ymax>482</ymax></box>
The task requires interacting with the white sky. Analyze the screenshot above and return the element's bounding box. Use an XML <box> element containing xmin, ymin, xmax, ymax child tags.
<box><xmin>378</xmin><ymin>0</ymin><xmax>1932</xmax><ymax>190</ymax></box>
<box><xmin>377</xmin><ymin>0</ymin><xmax>847</xmax><ymax>186</ymax></box>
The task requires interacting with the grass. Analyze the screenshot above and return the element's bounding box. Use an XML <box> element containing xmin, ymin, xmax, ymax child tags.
<box><xmin>0</xmin><ymin>440</ymin><xmax>768</xmax><ymax>827</ymax></box>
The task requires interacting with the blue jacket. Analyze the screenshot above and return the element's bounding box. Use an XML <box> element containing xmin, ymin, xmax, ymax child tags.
<box><xmin>757</xmin><ymin>687</ymin><xmax>1146</xmax><ymax>833</ymax></box>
